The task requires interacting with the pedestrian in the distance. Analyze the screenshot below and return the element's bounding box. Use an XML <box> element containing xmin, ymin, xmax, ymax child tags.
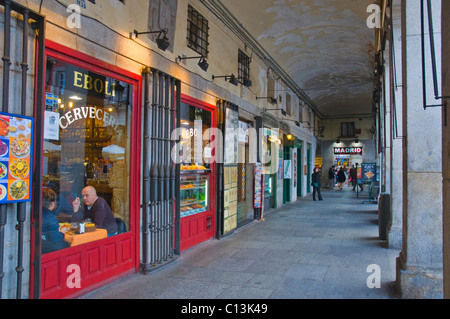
<box><xmin>312</xmin><ymin>167</ymin><xmax>323</xmax><ymax>201</ymax></box>
<box><xmin>328</xmin><ymin>166</ymin><xmax>335</xmax><ymax>189</ymax></box>
<box><xmin>337</xmin><ymin>167</ymin><xmax>346</xmax><ymax>189</ymax></box>
<box><xmin>350</xmin><ymin>164</ymin><xmax>363</xmax><ymax>191</ymax></box>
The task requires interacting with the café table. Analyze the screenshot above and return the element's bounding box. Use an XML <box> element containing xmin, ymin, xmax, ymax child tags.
<box><xmin>64</xmin><ymin>228</ymin><xmax>108</xmax><ymax>247</ymax></box>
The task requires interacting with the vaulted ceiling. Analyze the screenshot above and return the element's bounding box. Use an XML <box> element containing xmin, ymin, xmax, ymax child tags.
<box><xmin>218</xmin><ymin>0</ymin><xmax>377</xmax><ymax>119</ymax></box>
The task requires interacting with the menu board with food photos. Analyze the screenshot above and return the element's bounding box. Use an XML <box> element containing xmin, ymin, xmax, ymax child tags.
<box><xmin>0</xmin><ymin>112</ymin><xmax>34</xmax><ymax>203</ymax></box>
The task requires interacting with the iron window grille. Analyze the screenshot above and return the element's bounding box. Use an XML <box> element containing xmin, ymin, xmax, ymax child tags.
<box><xmin>238</xmin><ymin>49</ymin><xmax>251</xmax><ymax>85</ymax></box>
<box><xmin>341</xmin><ymin>122</ymin><xmax>356</xmax><ymax>137</ymax></box>
<box><xmin>187</xmin><ymin>5</ymin><xmax>209</xmax><ymax>57</ymax></box>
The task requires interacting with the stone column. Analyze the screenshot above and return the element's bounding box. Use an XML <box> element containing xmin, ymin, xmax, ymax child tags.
<box><xmin>396</xmin><ymin>0</ymin><xmax>443</xmax><ymax>298</ymax></box>
<box><xmin>383</xmin><ymin>42</ymin><xmax>391</xmax><ymax>194</ymax></box>
<box><xmin>442</xmin><ymin>0</ymin><xmax>450</xmax><ymax>300</ymax></box>
<box><xmin>387</xmin><ymin>0</ymin><xmax>403</xmax><ymax>250</ymax></box>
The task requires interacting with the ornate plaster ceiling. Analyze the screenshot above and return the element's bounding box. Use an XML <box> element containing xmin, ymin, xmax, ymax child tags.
<box><xmin>218</xmin><ymin>0</ymin><xmax>377</xmax><ymax>118</ymax></box>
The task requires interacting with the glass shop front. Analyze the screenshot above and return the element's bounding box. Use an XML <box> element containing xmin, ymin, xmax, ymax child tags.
<box><xmin>36</xmin><ymin>43</ymin><xmax>140</xmax><ymax>299</ymax></box>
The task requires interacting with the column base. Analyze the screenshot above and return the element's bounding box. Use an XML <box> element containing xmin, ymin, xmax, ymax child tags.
<box><xmin>396</xmin><ymin>255</ymin><xmax>443</xmax><ymax>299</ymax></box>
<box><xmin>387</xmin><ymin>226</ymin><xmax>402</xmax><ymax>250</ymax></box>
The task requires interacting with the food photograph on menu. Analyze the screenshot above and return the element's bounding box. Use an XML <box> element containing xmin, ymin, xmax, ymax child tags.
<box><xmin>0</xmin><ymin>112</ymin><xmax>34</xmax><ymax>203</ymax></box>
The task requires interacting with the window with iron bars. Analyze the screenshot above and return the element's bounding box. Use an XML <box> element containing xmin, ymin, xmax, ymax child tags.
<box><xmin>341</xmin><ymin>122</ymin><xmax>356</xmax><ymax>137</ymax></box>
<box><xmin>187</xmin><ymin>5</ymin><xmax>209</xmax><ymax>57</ymax></box>
<box><xmin>238</xmin><ymin>49</ymin><xmax>251</xmax><ymax>85</ymax></box>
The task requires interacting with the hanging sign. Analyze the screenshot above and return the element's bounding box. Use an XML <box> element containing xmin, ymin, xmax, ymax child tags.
<box><xmin>0</xmin><ymin>112</ymin><xmax>34</xmax><ymax>204</ymax></box>
<box><xmin>334</xmin><ymin>147</ymin><xmax>363</xmax><ymax>156</ymax></box>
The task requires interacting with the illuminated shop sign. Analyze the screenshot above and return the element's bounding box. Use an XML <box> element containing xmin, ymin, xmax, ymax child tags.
<box><xmin>334</xmin><ymin>147</ymin><xmax>363</xmax><ymax>156</ymax></box>
<box><xmin>65</xmin><ymin>66</ymin><xmax>119</xmax><ymax>102</ymax></box>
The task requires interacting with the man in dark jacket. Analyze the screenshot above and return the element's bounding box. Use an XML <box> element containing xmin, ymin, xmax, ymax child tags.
<box><xmin>72</xmin><ymin>186</ymin><xmax>118</xmax><ymax>236</ymax></box>
<box><xmin>328</xmin><ymin>166</ymin><xmax>335</xmax><ymax>189</ymax></box>
<box><xmin>311</xmin><ymin>167</ymin><xmax>323</xmax><ymax>201</ymax></box>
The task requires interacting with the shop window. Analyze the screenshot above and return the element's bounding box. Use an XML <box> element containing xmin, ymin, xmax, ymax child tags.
<box><xmin>187</xmin><ymin>5</ymin><xmax>209</xmax><ymax>57</ymax></box>
<box><xmin>179</xmin><ymin>102</ymin><xmax>212</xmax><ymax>169</ymax></box>
<box><xmin>285</xmin><ymin>93</ymin><xmax>291</xmax><ymax>116</ymax></box>
<box><xmin>42</xmin><ymin>57</ymin><xmax>132</xmax><ymax>254</ymax></box>
<box><xmin>179</xmin><ymin>102</ymin><xmax>212</xmax><ymax>219</ymax></box>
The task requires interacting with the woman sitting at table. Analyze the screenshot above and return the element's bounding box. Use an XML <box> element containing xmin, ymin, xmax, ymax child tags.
<box><xmin>71</xmin><ymin>186</ymin><xmax>118</xmax><ymax>236</ymax></box>
<box><xmin>42</xmin><ymin>188</ymin><xmax>70</xmax><ymax>254</ymax></box>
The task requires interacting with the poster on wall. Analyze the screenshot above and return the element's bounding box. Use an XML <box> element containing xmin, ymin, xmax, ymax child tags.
<box><xmin>223</xmin><ymin>104</ymin><xmax>239</xmax><ymax>234</ymax></box>
<box><xmin>44</xmin><ymin>111</ymin><xmax>60</xmax><ymax>140</ymax></box>
<box><xmin>223</xmin><ymin>166</ymin><xmax>238</xmax><ymax>234</ymax></box>
<box><xmin>284</xmin><ymin>160</ymin><xmax>292</xmax><ymax>179</ymax></box>
<box><xmin>224</xmin><ymin>107</ymin><xmax>238</xmax><ymax>164</ymax></box>
<box><xmin>293</xmin><ymin>149</ymin><xmax>297</xmax><ymax>187</ymax></box>
<box><xmin>335</xmin><ymin>156</ymin><xmax>350</xmax><ymax>168</ymax></box>
<box><xmin>0</xmin><ymin>112</ymin><xmax>34</xmax><ymax>204</ymax></box>
<box><xmin>254</xmin><ymin>163</ymin><xmax>263</xmax><ymax>209</ymax></box>
<box><xmin>357</xmin><ymin>165</ymin><xmax>362</xmax><ymax>180</ymax></box>
<box><xmin>278</xmin><ymin>158</ymin><xmax>284</xmax><ymax>180</ymax></box>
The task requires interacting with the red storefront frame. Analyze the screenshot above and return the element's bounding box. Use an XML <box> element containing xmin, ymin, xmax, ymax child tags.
<box><xmin>30</xmin><ymin>41</ymin><xmax>142</xmax><ymax>299</ymax></box>
<box><xmin>179</xmin><ymin>95</ymin><xmax>217</xmax><ymax>252</ymax></box>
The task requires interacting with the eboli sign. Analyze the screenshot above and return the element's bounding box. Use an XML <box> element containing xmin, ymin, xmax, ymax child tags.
<box><xmin>334</xmin><ymin>147</ymin><xmax>363</xmax><ymax>156</ymax></box>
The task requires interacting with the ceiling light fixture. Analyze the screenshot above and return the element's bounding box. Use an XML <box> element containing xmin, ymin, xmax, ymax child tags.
<box><xmin>132</xmin><ymin>29</ymin><xmax>170</xmax><ymax>51</ymax></box>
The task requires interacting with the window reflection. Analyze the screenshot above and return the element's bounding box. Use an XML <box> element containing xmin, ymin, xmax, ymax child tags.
<box><xmin>42</xmin><ymin>57</ymin><xmax>132</xmax><ymax>254</ymax></box>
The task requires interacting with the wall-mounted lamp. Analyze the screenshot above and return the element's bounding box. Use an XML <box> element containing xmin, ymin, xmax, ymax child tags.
<box><xmin>282</xmin><ymin>119</ymin><xmax>300</xmax><ymax>127</ymax></box>
<box><xmin>264</xmin><ymin>107</ymin><xmax>286</xmax><ymax>116</ymax></box>
<box><xmin>132</xmin><ymin>29</ymin><xmax>170</xmax><ymax>51</ymax></box>
<box><xmin>257</xmin><ymin>96</ymin><xmax>277</xmax><ymax>104</ymax></box>
<box><xmin>287</xmin><ymin>134</ymin><xmax>294</xmax><ymax>141</ymax></box>
<box><xmin>212</xmin><ymin>74</ymin><xmax>238</xmax><ymax>86</ymax></box>
<box><xmin>178</xmin><ymin>55</ymin><xmax>209</xmax><ymax>72</ymax></box>
<box><xmin>240</xmin><ymin>78</ymin><xmax>252</xmax><ymax>87</ymax></box>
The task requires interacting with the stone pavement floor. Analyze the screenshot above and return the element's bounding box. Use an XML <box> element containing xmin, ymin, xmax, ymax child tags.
<box><xmin>81</xmin><ymin>186</ymin><xmax>400</xmax><ymax>299</ymax></box>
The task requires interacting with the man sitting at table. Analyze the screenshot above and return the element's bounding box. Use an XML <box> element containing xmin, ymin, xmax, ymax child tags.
<box><xmin>72</xmin><ymin>186</ymin><xmax>118</xmax><ymax>236</ymax></box>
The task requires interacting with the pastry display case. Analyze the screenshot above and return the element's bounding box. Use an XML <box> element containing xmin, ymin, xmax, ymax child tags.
<box><xmin>180</xmin><ymin>172</ymin><xmax>209</xmax><ymax>218</ymax></box>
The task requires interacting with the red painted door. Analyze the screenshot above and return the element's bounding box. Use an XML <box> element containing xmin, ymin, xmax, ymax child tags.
<box><xmin>179</xmin><ymin>96</ymin><xmax>216</xmax><ymax>252</ymax></box>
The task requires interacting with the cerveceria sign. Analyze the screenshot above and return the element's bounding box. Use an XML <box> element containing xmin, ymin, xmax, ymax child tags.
<box><xmin>334</xmin><ymin>147</ymin><xmax>363</xmax><ymax>156</ymax></box>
